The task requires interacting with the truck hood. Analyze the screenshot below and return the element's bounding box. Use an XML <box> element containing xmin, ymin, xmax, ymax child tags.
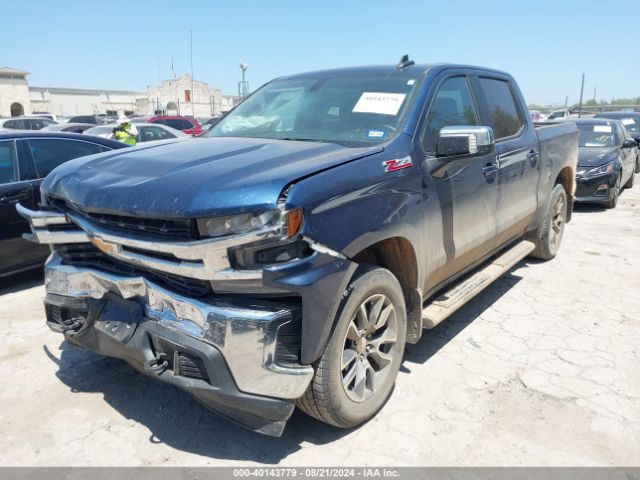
<box><xmin>42</xmin><ymin>137</ymin><xmax>382</xmax><ymax>218</ymax></box>
<box><xmin>577</xmin><ymin>147</ymin><xmax>618</xmax><ymax>167</ymax></box>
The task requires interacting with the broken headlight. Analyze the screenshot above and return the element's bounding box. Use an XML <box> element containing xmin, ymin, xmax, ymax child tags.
<box><xmin>197</xmin><ymin>208</ymin><xmax>303</xmax><ymax>239</ymax></box>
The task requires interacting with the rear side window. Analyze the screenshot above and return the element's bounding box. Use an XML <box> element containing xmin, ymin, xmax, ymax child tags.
<box><xmin>164</xmin><ymin>119</ymin><xmax>191</xmax><ymax>130</ymax></box>
<box><xmin>140</xmin><ymin>125</ymin><xmax>176</xmax><ymax>142</ymax></box>
<box><xmin>477</xmin><ymin>78</ymin><xmax>523</xmax><ymax>139</ymax></box>
<box><xmin>422</xmin><ymin>76</ymin><xmax>479</xmax><ymax>153</ymax></box>
<box><xmin>3</xmin><ymin>119</ymin><xmax>21</xmax><ymax>129</ymax></box>
<box><xmin>0</xmin><ymin>141</ymin><xmax>18</xmax><ymax>184</ymax></box>
<box><xmin>28</xmin><ymin>139</ymin><xmax>105</xmax><ymax>178</ymax></box>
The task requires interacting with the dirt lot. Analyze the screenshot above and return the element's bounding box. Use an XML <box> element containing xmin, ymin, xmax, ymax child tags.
<box><xmin>0</xmin><ymin>186</ymin><xmax>639</xmax><ymax>467</ymax></box>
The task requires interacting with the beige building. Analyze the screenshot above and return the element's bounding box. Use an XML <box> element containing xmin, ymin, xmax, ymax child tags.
<box><xmin>141</xmin><ymin>74</ymin><xmax>239</xmax><ymax>117</ymax></box>
<box><xmin>0</xmin><ymin>66</ymin><xmax>239</xmax><ymax>119</ymax></box>
<box><xmin>0</xmin><ymin>67</ymin><xmax>31</xmax><ymax>117</ymax></box>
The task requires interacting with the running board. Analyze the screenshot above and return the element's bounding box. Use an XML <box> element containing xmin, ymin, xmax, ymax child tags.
<box><xmin>422</xmin><ymin>240</ymin><xmax>535</xmax><ymax>329</ymax></box>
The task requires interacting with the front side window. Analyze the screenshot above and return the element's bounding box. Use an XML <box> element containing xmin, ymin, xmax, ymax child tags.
<box><xmin>140</xmin><ymin>126</ymin><xmax>175</xmax><ymax>141</ymax></box>
<box><xmin>422</xmin><ymin>76</ymin><xmax>479</xmax><ymax>153</ymax></box>
<box><xmin>478</xmin><ymin>78</ymin><xmax>523</xmax><ymax>139</ymax></box>
<box><xmin>0</xmin><ymin>141</ymin><xmax>18</xmax><ymax>184</ymax></box>
<box><xmin>28</xmin><ymin>139</ymin><xmax>105</xmax><ymax>178</ymax></box>
<box><xmin>207</xmin><ymin>72</ymin><xmax>421</xmax><ymax>147</ymax></box>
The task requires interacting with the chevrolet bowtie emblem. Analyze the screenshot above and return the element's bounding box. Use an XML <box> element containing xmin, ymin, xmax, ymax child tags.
<box><xmin>90</xmin><ymin>237</ymin><xmax>118</xmax><ymax>255</ymax></box>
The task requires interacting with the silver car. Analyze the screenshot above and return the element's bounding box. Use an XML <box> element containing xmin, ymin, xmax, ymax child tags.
<box><xmin>84</xmin><ymin>122</ymin><xmax>187</xmax><ymax>143</ymax></box>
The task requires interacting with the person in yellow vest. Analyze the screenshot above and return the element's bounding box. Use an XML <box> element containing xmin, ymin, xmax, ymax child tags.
<box><xmin>111</xmin><ymin>116</ymin><xmax>139</xmax><ymax>145</ymax></box>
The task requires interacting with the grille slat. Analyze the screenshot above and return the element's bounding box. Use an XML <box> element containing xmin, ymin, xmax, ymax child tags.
<box><xmin>49</xmin><ymin>198</ymin><xmax>198</xmax><ymax>241</ymax></box>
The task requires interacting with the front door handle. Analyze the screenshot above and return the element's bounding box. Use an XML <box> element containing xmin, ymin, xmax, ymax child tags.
<box><xmin>0</xmin><ymin>193</ymin><xmax>31</xmax><ymax>205</ymax></box>
<box><xmin>482</xmin><ymin>163</ymin><xmax>499</xmax><ymax>178</ymax></box>
<box><xmin>527</xmin><ymin>150</ymin><xmax>539</xmax><ymax>167</ymax></box>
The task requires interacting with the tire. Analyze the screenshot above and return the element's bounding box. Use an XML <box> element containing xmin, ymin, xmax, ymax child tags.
<box><xmin>635</xmin><ymin>155</ymin><xmax>640</xmax><ymax>174</ymax></box>
<box><xmin>296</xmin><ymin>267</ymin><xmax>407</xmax><ymax>428</ymax></box>
<box><xmin>605</xmin><ymin>174</ymin><xmax>621</xmax><ymax>209</ymax></box>
<box><xmin>528</xmin><ymin>183</ymin><xmax>568</xmax><ymax>260</ymax></box>
<box><xmin>625</xmin><ymin>170</ymin><xmax>635</xmax><ymax>189</ymax></box>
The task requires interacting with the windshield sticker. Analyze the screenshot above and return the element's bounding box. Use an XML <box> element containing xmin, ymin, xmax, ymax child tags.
<box><xmin>367</xmin><ymin>130</ymin><xmax>386</xmax><ymax>139</ymax></box>
<box><xmin>353</xmin><ymin>92</ymin><xmax>407</xmax><ymax>116</ymax></box>
<box><xmin>593</xmin><ymin>125</ymin><xmax>612</xmax><ymax>133</ymax></box>
<box><xmin>621</xmin><ymin>118</ymin><xmax>635</xmax><ymax>125</ymax></box>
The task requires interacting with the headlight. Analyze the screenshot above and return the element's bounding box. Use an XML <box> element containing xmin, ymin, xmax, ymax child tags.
<box><xmin>197</xmin><ymin>208</ymin><xmax>303</xmax><ymax>239</ymax></box>
<box><xmin>583</xmin><ymin>162</ymin><xmax>613</xmax><ymax>178</ymax></box>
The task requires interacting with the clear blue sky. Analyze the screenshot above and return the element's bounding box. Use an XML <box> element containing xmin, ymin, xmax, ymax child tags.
<box><xmin>3</xmin><ymin>0</ymin><xmax>639</xmax><ymax>105</ymax></box>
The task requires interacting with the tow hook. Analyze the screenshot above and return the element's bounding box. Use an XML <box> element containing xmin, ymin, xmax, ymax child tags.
<box><xmin>144</xmin><ymin>353</ymin><xmax>169</xmax><ymax>375</ymax></box>
<box><xmin>59</xmin><ymin>316</ymin><xmax>84</xmax><ymax>333</ymax></box>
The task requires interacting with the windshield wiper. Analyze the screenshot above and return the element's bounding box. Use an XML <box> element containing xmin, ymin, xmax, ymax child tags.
<box><xmin>276</xmin><ymin>136</ymin><xmax>327</xmax><ymax>143</ymax></box>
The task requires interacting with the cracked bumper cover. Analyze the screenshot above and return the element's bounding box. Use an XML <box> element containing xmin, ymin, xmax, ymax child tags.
<box><xmin>44</xmin><ymin>254</ymin><xmax>315</xmax><ymax>436</ymax></box>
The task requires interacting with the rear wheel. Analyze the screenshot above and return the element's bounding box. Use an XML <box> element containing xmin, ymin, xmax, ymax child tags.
<box><xmin>606</xmin><ymin>174</ymin><xmax>621</xmax><ymax>209</ymax></box>
<box><xmin>529</xmin><ymin>183</ymin><xmax>567</xmax><ymax>260</ymax></box>
<box><xmin>296</xmin><ymin>267</ymin><xmax>406</xmax><ymax>428</ymax></box>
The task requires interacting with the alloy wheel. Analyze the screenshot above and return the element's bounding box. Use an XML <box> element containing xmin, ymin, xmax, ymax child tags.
<box><xmin>341</xmin><ymin>294</ymin><xmax>399</xmax><ymax>403</ymax></box>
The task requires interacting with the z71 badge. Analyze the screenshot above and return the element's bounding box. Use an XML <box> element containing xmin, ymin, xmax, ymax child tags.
<box><xmin>383</xmin><ymin>156</ymin><xmax>413</xmax><ymax>172</ymax></box>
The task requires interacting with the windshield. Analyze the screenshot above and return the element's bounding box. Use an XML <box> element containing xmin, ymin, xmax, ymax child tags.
<box><xmin>577</xmin><ymin>123</ymin><xmax>615</xmax><ymax>147</ymax></box>
<box><xmin>207</xmin><ymin>73</ymin><xmax>421</xmax><ymax>146</ymax></box>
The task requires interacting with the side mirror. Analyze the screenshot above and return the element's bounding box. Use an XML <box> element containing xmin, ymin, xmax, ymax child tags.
<box><xmin>622</xmin><ymin>139</ymin><xmax>638</xmax><ymax>149</ymax></box>
<box><xmin>436</xmin><ymin>126</ymin><xmax>494</xmax><ymax>158</ymax></box>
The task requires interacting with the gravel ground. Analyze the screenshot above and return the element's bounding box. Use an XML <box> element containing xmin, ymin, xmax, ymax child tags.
<box><xmin>0</xmin><ymin>185</ymin><xmax>638</xmax><ymax>467</ymax></box>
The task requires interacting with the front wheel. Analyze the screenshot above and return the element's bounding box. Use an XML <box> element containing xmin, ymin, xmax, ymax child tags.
<box><xmin>528</xmin><ymin>183</ymin><xmax>567</xmax><ymax>260</ymax></box>
<box><xmin>605</xmin><ymin>174</ymin><xmax>621</xmax><ymax>209</ymax></box>
<box><xmin>635</xmin><ymin>155</ymin><xmax>640</xmax><ymax>174</ymax></box>
<box><xmin>296</xmin><ymin>267</ymin><xmax>406</xmax><ymax>428</ymax></box>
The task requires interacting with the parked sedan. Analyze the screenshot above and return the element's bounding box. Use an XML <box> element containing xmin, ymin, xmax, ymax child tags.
<box><xmin>41</xmin><ymin>123</ymin><xmax>95</xmax><ymax>134</ymax></box>
<box><xmin>84</xmin><ymin>122</ymin><xmax>187</xmax><ymax>143</ymax></box>
<box><xmin>0</xmin><ymin>132</ymin><xmax>126</xmax><ymax>277</ymax></box>
<box><xmin>147</xmin><ymin>115</ymin><xmax>202</xmax><ymax>135</ymax></box>
<box><xmin>574</xmin><ymin>118</ymin><xmax>638</xmax><ymax>208</ymax></box>
<box><xmin>594</xmin><ymin>112</ymin><xmax>640</xmax><ymax>166</ymax></box>
<box><xmin>0</xmin><ymin>117</ymin><xmax>57</xmax><ymax>130</ymax></box>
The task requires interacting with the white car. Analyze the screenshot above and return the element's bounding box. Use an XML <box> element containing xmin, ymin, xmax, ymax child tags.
<box><xmin>0</xmin><ymin>116</ymin><xmax>58</xmax><ymax>130</ymax></box>
<box><xmin>84</xmin><ymin>122</ymin><xmax>188</xmax><ymax>143</ymax></box>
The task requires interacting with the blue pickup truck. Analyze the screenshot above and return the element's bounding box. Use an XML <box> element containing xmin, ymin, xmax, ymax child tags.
<box><xmin>19</xmin><ymin>58</ymin><xmax>578</xmax><ymax>436</ymax></box>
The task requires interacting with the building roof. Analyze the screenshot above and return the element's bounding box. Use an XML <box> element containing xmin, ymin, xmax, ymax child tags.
<box><xmin>0</xmin><ymin>67</ymin><xmax>30</xmax><ymax>77</ymax></box>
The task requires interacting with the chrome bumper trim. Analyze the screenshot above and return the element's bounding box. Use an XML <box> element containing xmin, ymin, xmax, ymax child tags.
<box><xmin>45</xmin><ymin>254</ymin><xmax>313</xmax><ymax>399</ymax></box>
<box><xmin>17</xmin><ymin>204</ymin><xmax>279</xmax><ymax>284</ymax></box>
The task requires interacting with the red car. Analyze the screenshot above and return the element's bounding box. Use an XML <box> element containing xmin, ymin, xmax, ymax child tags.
<box><xmin>147</xmin><ymin>115</ymin><xmax>202</xmax><ymax>136</ymax></box>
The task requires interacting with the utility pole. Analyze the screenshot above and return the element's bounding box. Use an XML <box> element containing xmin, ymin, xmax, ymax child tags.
<box><xmin>238</xmin><ymin>63</ymin><xmax>249</xmax><ymax>98</ymax></box>
<box><xmin>578</xmin><ymin>73</ymin><xmax>585</xmax><ymax>118</ymax></box>
<box><xmin>593</xmin><ymin>87</ymin><xmax>597</xmax><ymax>109</ymax></box>
<box><xmin>564</xmin><ymin>96</ymin><xmax>568</xmax><ymax>107</ymax></box>
<box><xmin>190</xmin><ymin>30</ymin><xmax>195</xmax><ymax>116</ymax></box>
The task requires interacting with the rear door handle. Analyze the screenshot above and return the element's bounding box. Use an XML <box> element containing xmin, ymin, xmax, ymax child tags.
<box><xmin>482</xmin><ymin>163</ymin><xmax>499</xmax><ymax>177</ymax></box>
<box><xmin>527</xmin><ymin>150</ymin><xmax>539</xmax><ymax>166</ymax></box>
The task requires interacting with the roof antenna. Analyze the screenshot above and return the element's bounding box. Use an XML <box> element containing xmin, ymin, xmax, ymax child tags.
<box><xmin>396</xmin><ymin>54</ymin><xmax>414</xmax><ymax>69</ymax></box>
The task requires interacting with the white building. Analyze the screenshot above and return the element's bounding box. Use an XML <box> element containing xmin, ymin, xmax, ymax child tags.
<box><xmin>0</xmin><ymin>66</ymin><xmax>239</xmax><ymax>119</ymax></box>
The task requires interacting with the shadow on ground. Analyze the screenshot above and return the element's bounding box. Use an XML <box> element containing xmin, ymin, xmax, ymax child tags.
<box><xmin>43</xmin><ymin>260</ymin><xmax>527</xmax><ymax>462</ymax></box>
<box><xmin>0</xmin><ymin>267</ymin><xmax>43</xmax><ymax>296</ymax></box>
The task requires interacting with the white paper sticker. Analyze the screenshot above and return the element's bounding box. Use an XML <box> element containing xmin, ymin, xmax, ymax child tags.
<box><xmin>353</xmin><ymin>92</ymin><xmax>407</xmax><ymax>116</ymax></box>
<box><xmin>621</xmin><ymin>118</ymin><xmax>635</xmax><ymax>125</ymax></box>
<box><xmin>593</xmin><ymin>125</ymin><xmax>612</xmax><ymax>133</ymax></box>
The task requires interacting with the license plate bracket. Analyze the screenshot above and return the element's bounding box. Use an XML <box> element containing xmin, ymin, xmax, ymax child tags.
<box><xmin>95</xmin><ymin>294</ymin><xmax>142</xmax><ymax>344</ymax></box>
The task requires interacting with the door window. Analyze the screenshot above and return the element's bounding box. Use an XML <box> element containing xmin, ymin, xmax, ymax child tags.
<box><xmin>422</xmin><ymin>76</ymin><xmax>479</xmax><ymax>153</ymax></box>
<box><xmin>140</xmin><ymin>126</ymin><xmax>176</xmax><ymax>142</ymax></box>
<box><xmin>0</xmin><ymin>141</ymin><xmax>18</xmax><ymax>184</ymax></box>
<box><xmin>477</xmin><ymin>78</ymin><xmax>524</xmax><ymax>139</ymax></box>
<box><xmin>28</xmin><ymin>139</ymin><xmax>105</xmax><ymax>178</ymax></box>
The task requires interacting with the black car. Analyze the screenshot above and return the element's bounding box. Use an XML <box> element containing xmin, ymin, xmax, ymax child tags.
<box><xmin>0</xmin><ymin>132</ymin><xmax>126</xmax><ymax>277</ymax></box>
<box><xmin>574</xmin><ymin>118</ymin><xmax>638</xmax><ymax>208</ymax></box>
<box><xmin>594</xmin><ymin>112</ymin><xmax>640</xmax><ymax>167</ymax></box>
<box><xmin>67</xmin><ymin>115</ymin><xmax>102</xmax><ymax>125</ymax></box>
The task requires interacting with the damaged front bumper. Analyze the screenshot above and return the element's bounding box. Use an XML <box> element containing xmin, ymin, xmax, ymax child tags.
<box><xmin>44</xmin><ymin>254</ymin><xmax>314</xmax><ymax>436</ymax></box>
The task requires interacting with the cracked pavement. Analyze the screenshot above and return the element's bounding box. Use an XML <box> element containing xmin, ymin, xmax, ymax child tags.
<box><xmin>0</xmin><ymin>186</ymin><xmax>638</xmax><ymax>466</ymax></box>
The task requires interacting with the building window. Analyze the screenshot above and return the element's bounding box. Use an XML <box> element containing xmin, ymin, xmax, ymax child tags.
<box><xmin>185</xmin><ymin>90</ymin><xmax>191</xmax><ymax>102</ymax></box>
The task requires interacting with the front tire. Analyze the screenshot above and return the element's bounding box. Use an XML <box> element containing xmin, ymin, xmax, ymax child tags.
<box><xmin>635</xmin><ymin>155</ymin><xmax>640</xmax><ymax>174</ymax></box>
<box><xmin>625</xmin><ymin>170</ymin><xmax>635</xmax><ymax>189</ymax></box>
<box><xmin>296</xmin><ymin>267</ymin><xmax>406</xmax><ymax>428</ymax></box>
<box><xmin>605</xmin><ymin>174</ymin><xmax>621</xmax><ymax>209</ymax></box>
<box><xmin>529</xmin><ymin>183</ymin><xmax>567</xmax><ymax>260</ymax></box>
